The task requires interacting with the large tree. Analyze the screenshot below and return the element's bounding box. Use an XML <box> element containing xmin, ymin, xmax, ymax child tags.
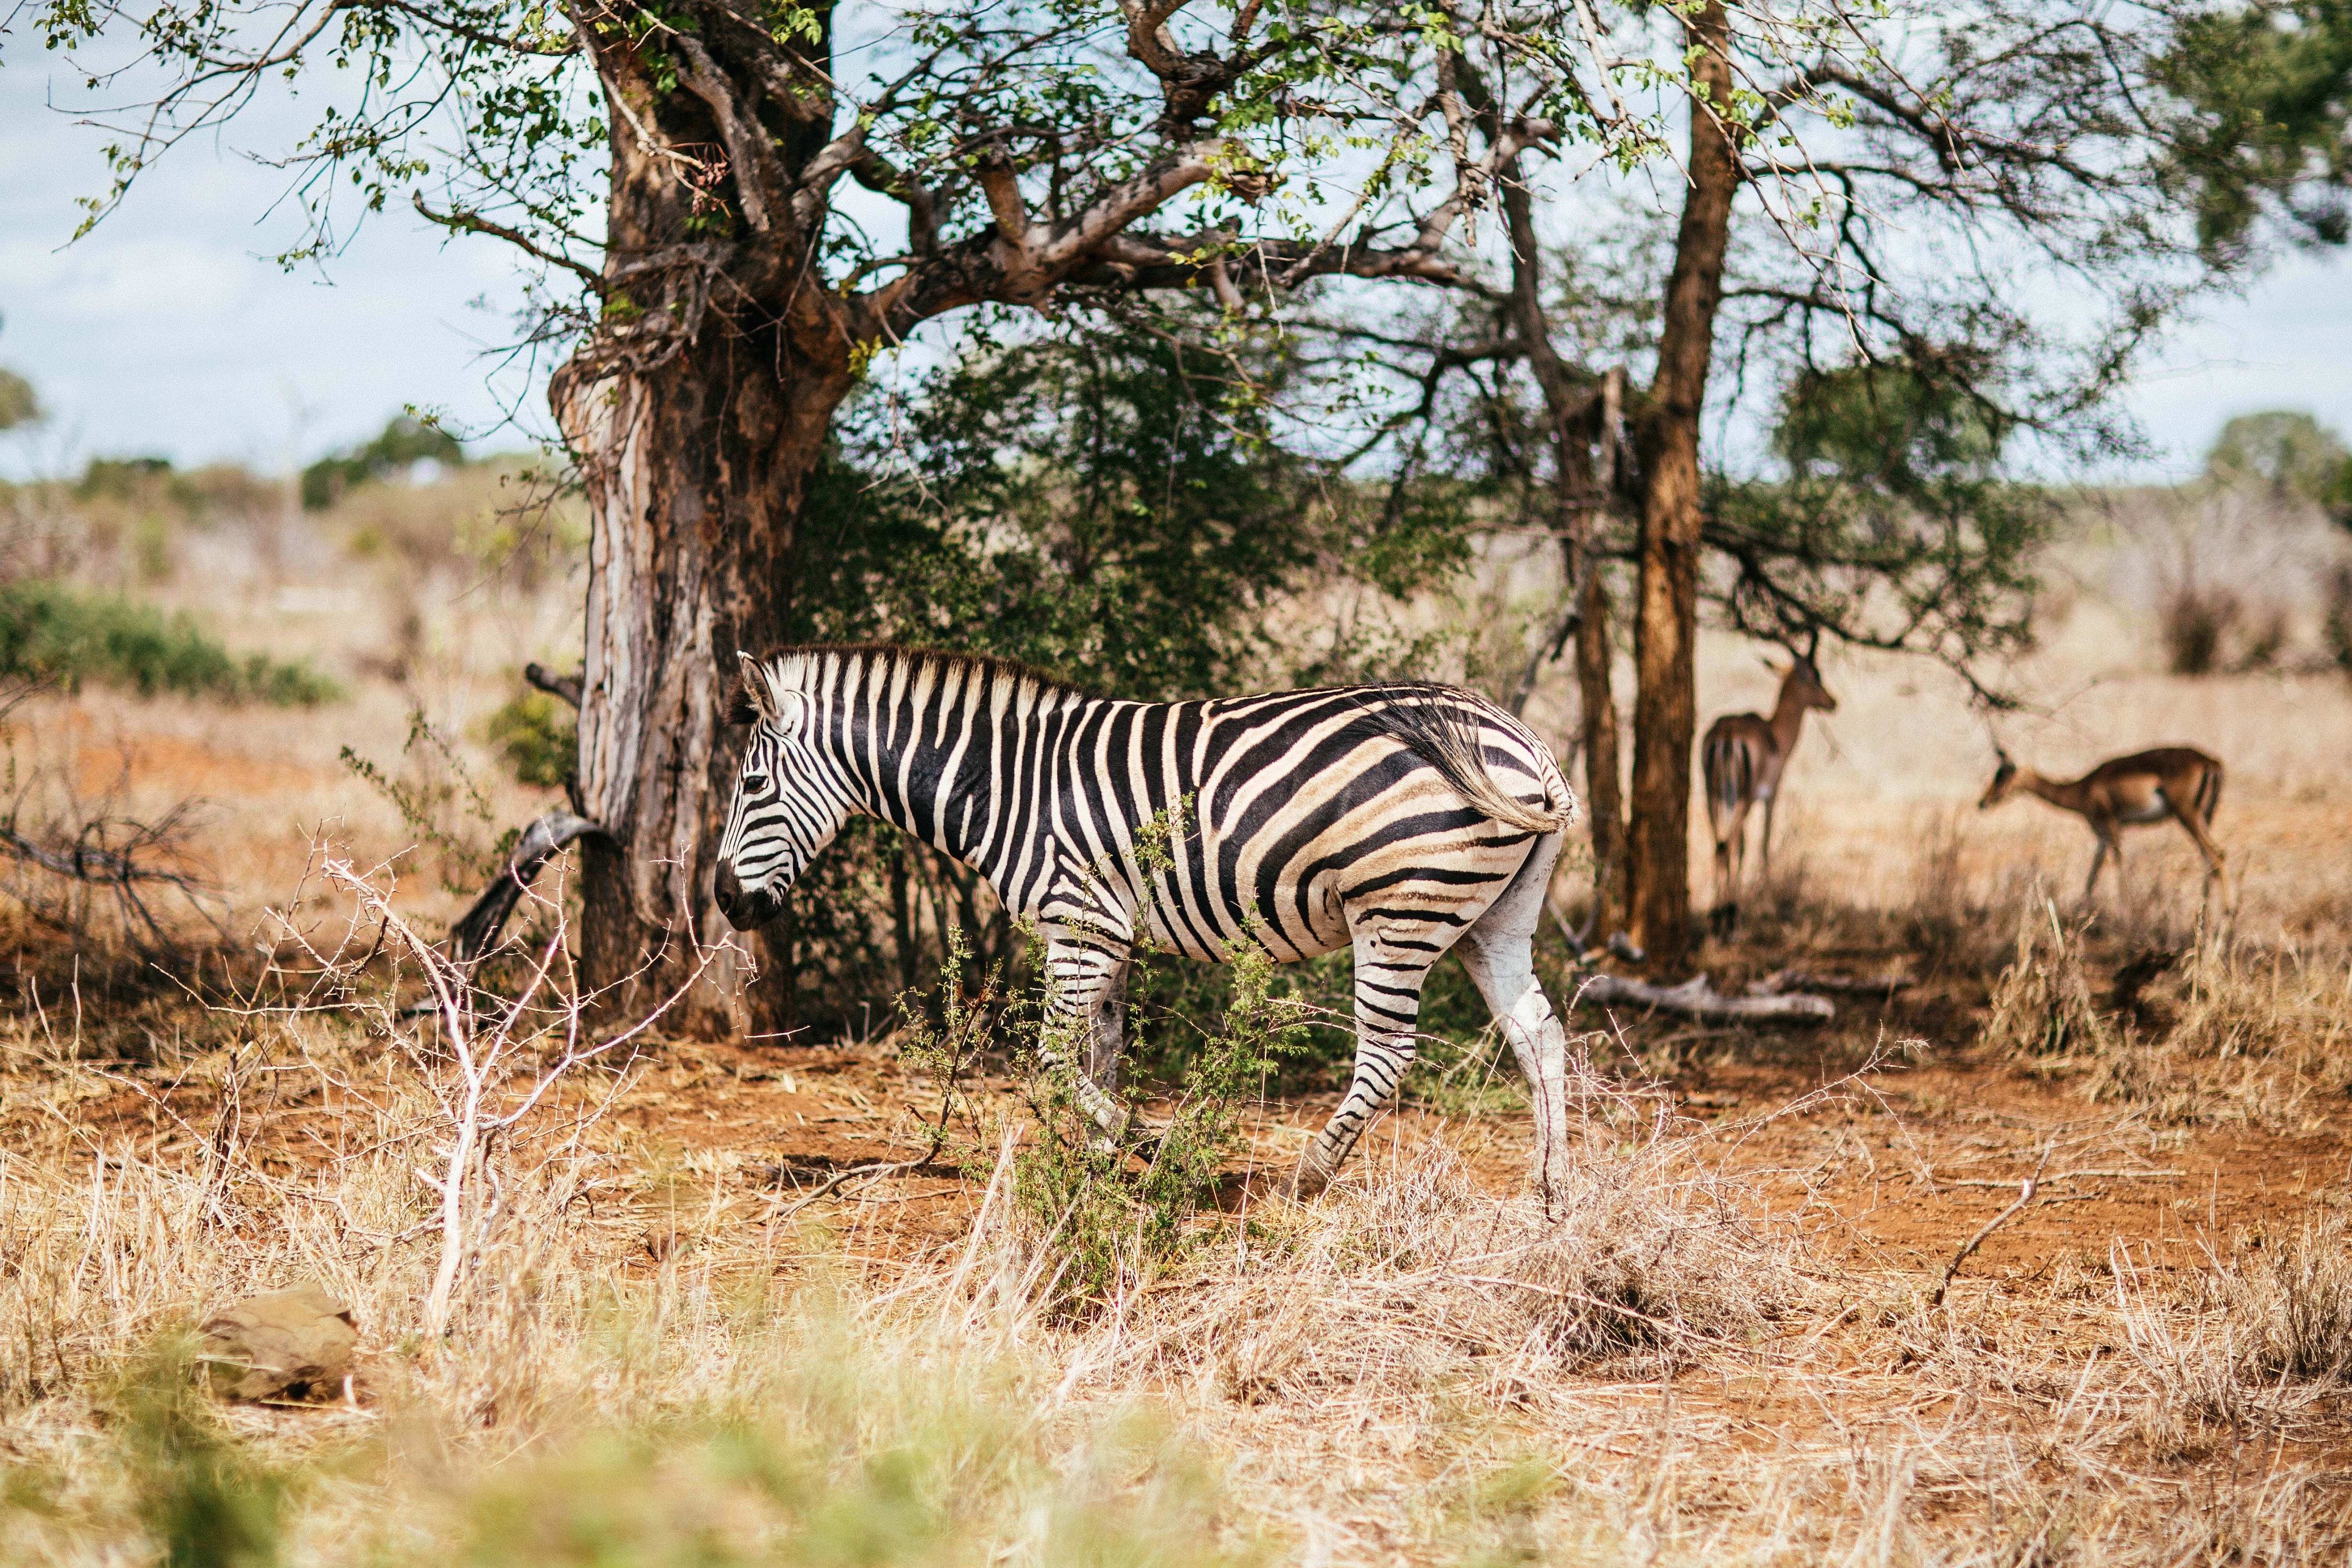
<box><xmin>34</xmin><ymin>1</ymin><xmax>1625</xmax><ymax>1028</ymax></box>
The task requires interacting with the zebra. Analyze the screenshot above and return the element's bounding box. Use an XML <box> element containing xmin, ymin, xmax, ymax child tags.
<box><xmin>713</xmin><ymin>644</ymin><xmax>1583</xmax><ymax>1204</ymax></box>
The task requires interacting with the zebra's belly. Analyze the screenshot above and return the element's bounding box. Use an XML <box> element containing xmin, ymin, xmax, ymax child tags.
<box><xmin>1130</xmin><ymin>879</ymin><xmax>1355</xmax><ymax>964</ymax></box>
<box><xmin>1127</xmin><ymin>817</ymin><xmax>1532</xmax><ymax>965</ymax></box>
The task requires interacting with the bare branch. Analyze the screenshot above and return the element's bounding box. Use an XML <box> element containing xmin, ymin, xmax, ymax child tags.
<box><xmin>413</xmin><ymin>192</ymin><xmax>605</xmax><ymax>293</ymax></box>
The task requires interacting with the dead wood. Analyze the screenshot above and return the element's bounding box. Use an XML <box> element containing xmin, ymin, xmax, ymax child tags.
<box><xmin>1749</xmin><ymin>966</ymin><xmax>1913</xmax><ymax>996</ymax></box>
<box><xmin>1574</xmin><ymin>971</ymin><xmax>1834</xmax><ymax>1023</ymax></box>
<box><xmin>523</xmin><ymin>662</ymin><xmax>583</xmax><ymax>707</ymax></box>
<box><xmin>0</xmin><ymin>802</ymin><xmax>225</xmax><ymax>952</ymax></box>
<box><xmin>446</xmin><ymin>811</ymin><xmax>605</xmax><ymax>962</ymax></box>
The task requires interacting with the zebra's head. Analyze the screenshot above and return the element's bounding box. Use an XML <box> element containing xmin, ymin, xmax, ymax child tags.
<box><xmin>714</xmin><ymin>655</ymin><xmax>844</xmax><ymax>931</ymax></box>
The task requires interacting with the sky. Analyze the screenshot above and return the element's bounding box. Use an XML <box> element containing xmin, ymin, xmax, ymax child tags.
<box><xmin>3</xmin><ymin>46</ymin><xmax>2350</xmax><ymax>481</ymax></box>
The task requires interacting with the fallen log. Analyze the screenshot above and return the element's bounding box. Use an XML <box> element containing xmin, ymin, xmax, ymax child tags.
<box><xmin>1573</xmin><ymin>971</ymin><xmax>1834</xmax><ymax>1023</ymax></box>
<box><xmin>1749</xmin><ymin>966</ymin><xmax>1913</xmax><ymax>997</ymax></box>
<box><xmin>446</xmin><ymin>811</ymin><xmax>605</xmax><ymax>962</ymax></box>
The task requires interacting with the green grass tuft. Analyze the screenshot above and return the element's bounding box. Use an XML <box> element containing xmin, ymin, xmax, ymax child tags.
<box><xmin>0</xmin><ymin>580</ymin><xmax>341</xmax><ymax>706</ymax></box>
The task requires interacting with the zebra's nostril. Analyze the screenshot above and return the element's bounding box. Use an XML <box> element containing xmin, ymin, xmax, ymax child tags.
<box><xmin>714</xmin><ymin>862</ymin><xmax>743</xmax><ymax>912</ymax></box>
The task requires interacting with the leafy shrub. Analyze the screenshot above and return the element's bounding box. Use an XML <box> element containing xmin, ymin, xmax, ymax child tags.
<box><xmin>898</xmin><ymin>924</ymin><xmax>1313</xmax><ymax>1316</ymax></box>
<box><xmin>1009</xmin><ymin>940</ymin><xmax>1311</xmax><ymax>1313</ymax></box>
<box><xmin>340</xmin><ymin>710</ymin><xmax>518</xmax><ymax>892</ymax></box>
<box><xmin>484</xmin><ymin>689</ymin><xmax>576</xmax><ymax>788</ymax></box>
<box><xmin>0</xmin><ymin>581</ymin><xmax>340</xmax><ymax>706</ymax></box>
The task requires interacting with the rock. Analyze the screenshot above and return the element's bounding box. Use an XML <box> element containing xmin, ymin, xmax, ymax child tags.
<box><xmin>198</xmin><ymin>1284</ymin><xmax>356</xmax><ymax>1402</ymax></box>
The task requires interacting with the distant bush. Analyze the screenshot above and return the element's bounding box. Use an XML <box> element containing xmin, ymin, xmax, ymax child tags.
<box><xmin>303</xmin><ymin>413</ymin><xmax>464</xmax><ymax>510</ymax></box>
<box><xmin>2161</xmin><ymin>581</ymin><xmax>2240</xmax><ymax>675</ymax></box>
<box><xmin>0</xmin><ymin>581</ymin><xmax>341</xmax><ymax>706</ymax></box>
<box><xmin>2328</xmin><ymin>566</ymin><xmax>2352</xmax><ymax>676</ymax></box>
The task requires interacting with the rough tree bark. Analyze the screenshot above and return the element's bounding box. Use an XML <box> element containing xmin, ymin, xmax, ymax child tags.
<box><xmin>1627</xmin><ymin>0</ymin><xmax>1741</xmax><ymax>975</ymax></box>
<box><xmin>556</xmin><ymin>330</ymin><xmax>849</xmax><ymax>1037</ymax></box>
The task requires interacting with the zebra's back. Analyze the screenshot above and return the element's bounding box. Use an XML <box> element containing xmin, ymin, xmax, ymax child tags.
<box><xmin>1027</xmin><ymin>682</ymin><xmax>1571</xmax><ymax>964</ymax></box>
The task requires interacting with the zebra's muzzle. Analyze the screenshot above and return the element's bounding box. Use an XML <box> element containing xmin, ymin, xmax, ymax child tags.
<box><xmin>714</xmin><ymin>863</ymin><xmax>785</xmax><ymax>931</ymax></box>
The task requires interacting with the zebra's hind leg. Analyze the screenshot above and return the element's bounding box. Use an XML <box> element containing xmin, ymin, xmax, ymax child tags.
<box><xmin>1039</xmin><ymin>932</ymin><xmax>1135</xmax><ymax>1146</ymax></box>
<box><xmin>1458</xmin><ymin>832</ymin><xmax>1575</xmax><ymax>1213</ymax></box>
<box><xmin>1291</xmin><ymin>920</ymin><xmax>1445</xmax><ymax>1200</ymax></box>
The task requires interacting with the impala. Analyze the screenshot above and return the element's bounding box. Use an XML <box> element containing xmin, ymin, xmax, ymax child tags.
<box><xmin>1979</xmin><ymin>745</ymin><xmax>2227</xmax><ymax>907</ymax></box>
<box><xmin>1701</xmin><ymin>636</ymin><xmax>1837</xmax><ymax>937</ymax></box>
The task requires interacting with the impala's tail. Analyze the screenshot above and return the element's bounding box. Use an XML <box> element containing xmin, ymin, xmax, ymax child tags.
<box><xmin>2195</xmin><ymin>759</ymin><xmax>2225</xmax><ymax>827</ymax></box>
<box><xmin>1702</xmin><ymin>723</ymin><xmax>1754</xmax><ymax>842</ymax></box>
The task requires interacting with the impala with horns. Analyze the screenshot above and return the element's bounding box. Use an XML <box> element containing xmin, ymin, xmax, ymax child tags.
<box><xmin>1701</xmin><ymin>631</ymin><xmax>1837</xmax><ymax>937</ymax></box>
<box><xmin>1979</xmin><ymin>745</ymin><xmax>2227</xmax><ymax>907</ymax></box>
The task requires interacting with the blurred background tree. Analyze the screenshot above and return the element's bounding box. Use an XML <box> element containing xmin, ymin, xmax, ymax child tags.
<box><xmin>0</xmin><ymin>371</ymin><xmax>39</xmax><ymax>435</ymax></box>
<box><xmin>302</xmin><ymin>416</ymin><xmax>468</xmax><ymax>511</ymax></box>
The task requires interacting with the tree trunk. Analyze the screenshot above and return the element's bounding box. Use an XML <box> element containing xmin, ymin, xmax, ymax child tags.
<box><xmin>1575</xmin><ymin>566</ymin><xmax>1628</xmax><ymax>934</ymax></box>
<box><xmin>1627</xmin><ymin>1</ymin><xmax>1740</xmax><ymax>975</ymax></box>
<box><xmin>555</xmin><ymin>324</ymin><xmax>851</xmax><ymax>1040</ymax></box>
<box><xmin>1498</xmin><ymin>165</ymin><xmax>1631</xmax><ymax>934</ymax></box>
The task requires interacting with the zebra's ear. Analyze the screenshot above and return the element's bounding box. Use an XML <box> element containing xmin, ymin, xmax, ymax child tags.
<box><xmin>730</xmin><ymin>654</ymin><xmax>780</xmax><ymax>728</ymax></box>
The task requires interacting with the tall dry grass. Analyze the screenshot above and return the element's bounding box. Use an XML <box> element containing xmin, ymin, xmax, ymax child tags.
<box><xmin>6</xmin><ymin>915</ymin><xmax>2352</xmax><ymax>1564</ymax></box>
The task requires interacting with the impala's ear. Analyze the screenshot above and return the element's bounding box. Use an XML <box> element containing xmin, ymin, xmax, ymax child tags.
<box><xmin>1761</xmin><ymin>657</ymin><xmax>1788</xmax><ymax>678</ymax></box>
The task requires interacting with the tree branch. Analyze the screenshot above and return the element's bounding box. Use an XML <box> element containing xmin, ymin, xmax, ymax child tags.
<box><xmin>412</xmin><ymin>193</ymin><xmax>606</xmax><ymax>293</ymax></box>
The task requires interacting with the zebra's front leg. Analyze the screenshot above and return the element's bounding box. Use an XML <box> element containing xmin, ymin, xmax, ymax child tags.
<box><xmin>1292</xmin><ymin>927</ymin><xmax>1434</xmax><ymax>1200</ymax></box>
<box><xmin>1039</xmin><ymin>932</ymin><xmax>1135</xmax><ymax>1145</ymax></box>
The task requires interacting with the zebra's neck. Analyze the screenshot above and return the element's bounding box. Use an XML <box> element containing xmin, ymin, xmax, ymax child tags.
<box><xmin>782</xmin><ymin>645</ymin><xmax>1108</xmax><ymax>882</ymax></box>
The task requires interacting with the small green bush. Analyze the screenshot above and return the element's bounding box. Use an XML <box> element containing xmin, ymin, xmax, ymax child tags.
<box><xmin>0</xmin><ymin>581</ymin><xmax>341</xmax><ymax>706</ymax></box>
<box><xmin>484</xmin><ymin>689</ymin><xmax>577</xmax><ymax>788</ymax></box>
<box><xmin>1011</xmin><ymin>939</ymin><xmax>1311</xmax><ymax>1312</ymax></box>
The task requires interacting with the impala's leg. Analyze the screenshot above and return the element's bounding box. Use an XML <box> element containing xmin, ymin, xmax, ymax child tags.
<box><xmin>1457</xmin><ymin>833</ymin><xmax>1574</xmax><ymax>1211</ymax></box>
<box><xmin>1721</xmin><ymin>804</ymin><xmax>1750</xmax><ymax>936</ymax></box>
<box><xmin>1040</xmin><ymin>931</ymin><xmax>1135</xmax><ymax>1141</ymax></box>
<box><xmin>2080</xmin><ymin>835</ymin><xmax>2111</xmax><ymax>909</ymax></box>
<box><xmin>1709</xmin><ymin>801</ymin><xmax>1744</xmax><ymax>938</ymax></box>
<box><xmin>2170</xmin><ymin>799</ymin><xmax>2229</xmax><ymax>901</ymax></box>
<box><xmin>1761</xmin><ymin>791</ymin><xmax>1779</xmax><ymax>884</ymax></box>
<box><xmin>1292</xmin><ymin>916</ymin><xmax>1451</xmax><ymax>1200</ymax></box>
<box><xmin>1722</xmin><ymin>832</ymin><xmax>1740</xmax><ymax>945</ymax></box>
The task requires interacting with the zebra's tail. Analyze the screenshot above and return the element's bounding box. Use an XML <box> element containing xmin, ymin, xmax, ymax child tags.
<box><xmin>1357</xmin><ymin>689</ymin><xmax>1582</xmax><ymax>835</ymax></box>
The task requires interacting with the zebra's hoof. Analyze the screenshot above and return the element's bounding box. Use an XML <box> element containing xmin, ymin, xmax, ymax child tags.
<box><xmin>1287</xmin><ymin>1155</ymin><xmax>1335</xmax><ymax>1203</ymax></box>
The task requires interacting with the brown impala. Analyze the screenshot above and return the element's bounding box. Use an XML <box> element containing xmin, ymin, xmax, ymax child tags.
<box><xmin>1978</xmin><ymin>745</ymin><xmax>2227</xmax><ymax>906</ymax></box>
<box><xmin>1701</xmin><ymin>634</ymin><xmax>1837</xmax><ymax>937</ymax></box>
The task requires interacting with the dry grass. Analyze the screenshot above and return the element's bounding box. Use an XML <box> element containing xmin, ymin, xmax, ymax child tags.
<box><xmin>7</xmin><ymin>998</ymin><xmax>2352</xmax><ymax>1564</ymax></box>
<box><xmin>1</xmin><ymin>476</ymin><xmax>2351</xmax><ymax>1562</ymax></box>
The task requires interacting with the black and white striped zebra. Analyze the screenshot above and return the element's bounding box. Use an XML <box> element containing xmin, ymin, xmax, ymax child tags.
<box><xmin>714</xmin><ymin>644</ymin><xmax>1583</xmax><ymax>1203</ymax></box>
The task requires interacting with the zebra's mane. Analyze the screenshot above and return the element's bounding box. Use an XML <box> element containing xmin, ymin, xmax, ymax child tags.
<box><xmin>730</xmin><ymin>643</ymin><xmax>1091</xmax><ymax>725</ymax></box>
